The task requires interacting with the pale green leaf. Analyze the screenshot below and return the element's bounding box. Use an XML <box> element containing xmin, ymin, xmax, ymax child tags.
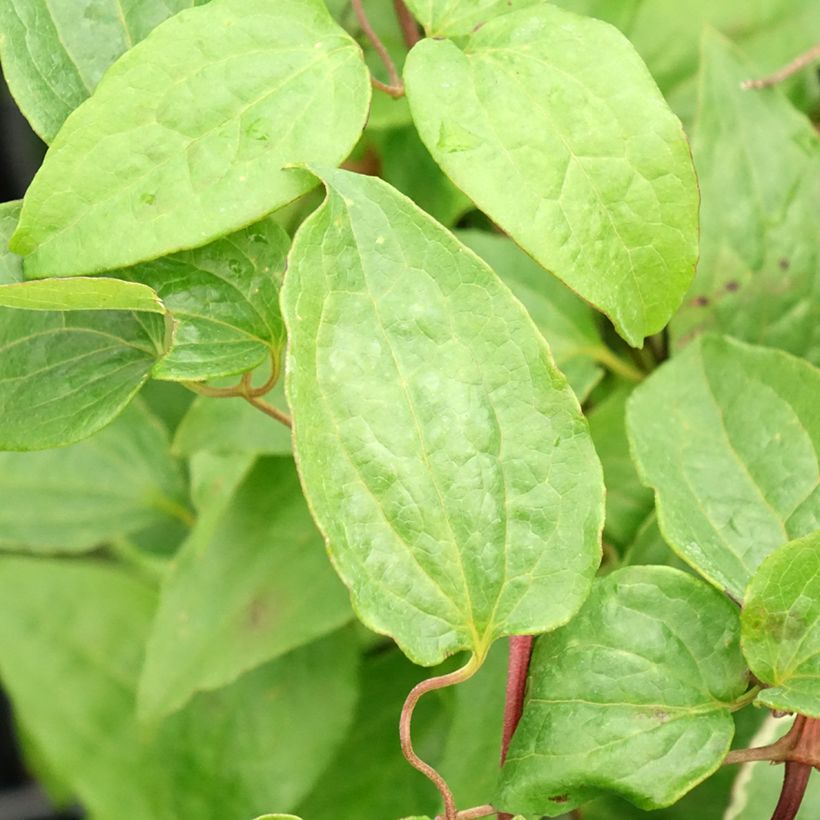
<box><xmin>725</xmin><ymin>715</ymin><xmax>820</xmax><ymax>820</ymax></box>
<box><xmin>669</xmin><ymin>32</ymin><xmax>820</xmax><ymax>365</ymax></box>
<box><xmin>282</xmin><ymin>168</ymin><xmax>604</xmax><ymax>665</ymax></box>
<box><xmin>403</xmin><ymin>0</ymin><xmax>541</xmax><ymax>36</ymax></box>
<box><xmin>138</xmin><ymin>457</ymin><xmax>353</xmax><ymax>721</ymax></box>
<box><xmin>297</xmin><ymin>649</ymin><xmax>451</xmax><ymax>819</ymax></box>
<box><xmin>627</xmin><ymin>335</ymin><xmax>820</xmax><ymax>600</ymax></box>
<box><xmin>404</xmin><ymin>3</ymin><xmax>699</xmax><ymax>346</ymax></box>
<box><xmin>497</xmin><ymin>566</ymin><xmax>750</xmax><ymax>816</ymax></box>
<box><xmin>0</xmin><ymin>557</ymin><xmax>359</xmax><ymax>819</ymax></box>
<box><xmin>0</xmin><ymin>0</ymin><xmax>208</xmax><ymax>142</ymax></box>
<box><xmin>554</xmin><ymin>0</ymin><xmax>820</xmax><ymax>123</ymax></box>
<box><xmin>456</xmin><ymin>230</ymin><xmax>604</xmax><ymax>402</ymax></box>
<box><xmin>741</xmin><ymin>531</ymin><xmax>820</xmax><ymax>717</ymax></box>
<box><xmin>0</xmin><ymin>401</ymin><xmax>188</xmax><ymax>553</ymax></box>
<box><xmin>588</xmin><ymin>384</ymin><xmax>654</xmax><ymax>548</ymax></box>
<box><xmin>10</xmin><ymin>0</ymin><xmax>371</xmax><ymax>277</ymax></box>
<box><xmin>120</xmin><ymin>216</ymin><xmax>290</xmax><ymax>381</ymax></box>
<box><xmin>0</xmin><ymin>282</ymin><xmax>171</xmax><ymax>450</ymax></box>
<box><xmin>0</xmin><ymin>277</ymin><xmax>164</xmax><ymax>312</ymax></box>
<box><xmin>172</xmin><ymin>373</ymin><xmax>291</xmax><ymax>457</ymax></box>
<box><xmin>0</xmin><ymin>200</ymin><xmax>23</xmax><ymax>284</ymax></box>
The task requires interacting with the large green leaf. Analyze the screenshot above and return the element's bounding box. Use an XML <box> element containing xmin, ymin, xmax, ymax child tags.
<box><xmin>120</xmin><ymin>216</ymin><xmax>290</xmax><ymax>381</ymax></box>
<box><xmin>0</xmin><ymin>200</ymin><xmax>23</xmax><ymax>284</ymax></box>
<box><xmin>404</xmin><ymin>3</ymin><xmax>699</xmax><ymax>347</ymax></box>
<box><xmin>403</xmin><ymin>0</ymin><xmax>540</xmax><ymax>36</ymax></box>
<box><xmin>669</xmin><ymin>33</ymin><xmax>820</xmax><ymax>365</ymax></box>
<box><xmin>456</xmin><ymin>230</ymin><xmax>604</xmax><ymax>402</ymax></box>
<box><xmin>282</xmin><ymin>168</ymin><xmax>604</xmax><ymax>666</ymax></box>
<box><xmin>0</xmin><ymin>401</ymin><xmax>188</xmax><ymax>553</ymax></box>
<box><xmin>741</xmin><ymin>532</ymin><xmax>820</xmax><ymax>717</ymax></box>
<box><xmin>497</xmin><ymin>566</ymin><xmax>751</xmax><ymax>816</ymax></box>
<box><xmin>588</xmin><ymin>384</ymin><xmax>654</xmax><ymax>549</ymax></box>
<box><xmin>297</xmin><ymin>649</ymin><xmax>451</xmax><ymax>819</ymax></box>
<box><xmin>0</xmin><ymin>0</ymin><xmax>208</xmax><ymax>142</ymax></box>
<box><xmin>627</xmin><ymin>335</ymin><xmax>819</xmax><ymax>600</ymax></box>
<box><xmin>138</xmin><ymin>457</ymin><xmax>352</xmax><ymax>721</ymax></box>
<box><xmin>555</xmin><ymin>0</ymin><xmax>820</xmax><ymax>123</ymax></box>
<box><xmin>725</xmin><ymin>715</ymin><xmax>820</xmax><ymax>820</ymax></box>
<box><xmin>0</xmin><ymin>278</ymin><xmax>171</xmax><ymax>450</ymax></box>
<box><xmin>10</xmin><ymin>0</ymin><xmax>370</xmax><ymax>278</ymax></box>
<box><xmin>0</xmin><ymin>557</ymin><xmax>358</xmax><ymax>819</ymax></box>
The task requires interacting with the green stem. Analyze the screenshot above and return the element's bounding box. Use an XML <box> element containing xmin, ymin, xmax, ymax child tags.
<box><xmin>729</xmin><ymin>685</ymin><xmax>762</xmax><ymax>712</ymax></box>
<box><xmin>109</xmin><ymin>538</ymin><xmax>169</xmax><ymax>580</ymax></box>
<box><xmin>152</xmin><ymin>494</ymin><xmax>195</xmax><ymax>528</ymax></box>
<box><xmin>579</xmin><ymin>345</ymin><xmax>645</xmax><ymax>382</ymax></box>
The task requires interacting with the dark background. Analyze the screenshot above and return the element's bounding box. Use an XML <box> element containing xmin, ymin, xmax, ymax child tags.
<box><xmin>0</xmin><ymin>71</ymin><xmax>80</xmax><ymax>820</ymax></box>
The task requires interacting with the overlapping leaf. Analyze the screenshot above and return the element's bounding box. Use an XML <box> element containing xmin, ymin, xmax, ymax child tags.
<box><xmin>457</xmin><ymin>230</ymin><xmax>604</xmax><ymax>402</ymax></box>
<box><xmin>0</xmin><ymin>278</ymin><xmax>171</xmax><ymax>450</ymax></box>
<box><xmin>121</xmin><ymin>216</ymin><xmax>290</xmax><ymax>381</ymax></box>
<box><xmin>0</xmin><ymin>200</ymin><xmax>23</xmax><ymax>283</ymax></box>
<box><xmin>0</xmin><ymin>557</ymin><xmax>358</xmax><ymax>819</ymax></box>
<box><xmin>404</xmin><ymin>3</ymin><xmax>699</xmax><ymax>346</ymax></box>
<box><xmin>138</xmin><ymin>457</ymin><xmax>352</xmax><ymax>721</ymax></box>
<box><xmin>670</xmin><ymin>33</ymin><xmax>820</xmax><ymax>365</ymax></box>
<box><xmin>497</xmin><ymin>566</ymin><xmax>751</xmax><ymax>816</ymax></box>
<box><xmin>741</xmin><ymin>532</ymin><xmax>820</xmax><ymax>716</ymax></box>
<box><xmin>10</xmin><ymin>0</ymin><xmax>371</xmax><ymax>277</ymax></box>
<box><xmin>0</xmin><ymin>0</ymin><xmax>209</xmax><ymax>142</ymax></box>
<box><xmin>0</xmin><ymin>401</ymin><xmax>188</xmax><ymax>552</ymax></box>
<box><xmin>627</xmin><ymin>335</ymin><xmax>819</xmax><ymax>600</ymax></box>
<box><xmin>282</xmin><ymin>168</ymin><xmax>604</xmax><ymax>666</ymax></box>
<box><xmin>403</xmin><ymin>0</ymin><xmax>540</xmax><ymax>36</ymax></box>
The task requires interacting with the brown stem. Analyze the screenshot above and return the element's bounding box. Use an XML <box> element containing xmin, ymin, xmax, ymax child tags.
<box><xmin>394</xmin><ymin>0</ymin><xmax>422</xmax><ymax>49</ymax></box>
<box><xmin>401</xmin><ymin>656</ymin><xmax>481</xmax><ymax>820</ymax></box>
<box><xmin>742</xmin><ymin>43</ymin><xmax>820</xmax><ymax>89</ymax></box>
<box><xmin>435</xmin><ymin>806</ymin><xmax>496</xmax><ymax>820</ymax></box>
<box><xmin>352</xmin><ymin>0</ymin><xmax>405</xmax><ymax>98</ymax></box>
<box><xmin>772</xmin><ymin>761</ymin><xmax>813</xmax><ymax>820</ymax></box>
<box><xmin>244</xmin><ymin>395</ymin><xmax>292</xmax><ymax>427</ymax></box>
<box><xmin>725</xmin><ymin>715</ymin><xmax>820</xmax><ymax>768</ymax></box>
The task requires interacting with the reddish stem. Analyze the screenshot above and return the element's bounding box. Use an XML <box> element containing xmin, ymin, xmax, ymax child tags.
<box><xmin>772</xmin><ymin>761</ymin><xmax>813</xmax><ymax>820</ymax></box>
<box><xmin>394</xmin><ymin>0</ymin><xmax>422</xmax><ymax>48</ymax></box>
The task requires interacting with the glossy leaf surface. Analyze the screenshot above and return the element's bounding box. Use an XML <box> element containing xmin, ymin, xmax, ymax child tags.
<box><xmin>0</xmin><ymin>557</ymin><xmax>358</xmax><ymax>818</ymax></box>
<box><xmin>0</xmin><ymin>0</ymin><xmax>209</xmax><ymax>142</ymax></box>
<box><xmin>283</xmin><ymin>168</ymin><xmax>604</xmax><ymax>665</ymax></box>
<box><xmin>498</xmin><ymin>566</ymin><xmax>750</xmax><ymax>815</ymax></box>
<box><xmin>0</xmin><ymin>280</ymin><xmax>170</xmax><ymax>450</ymax></box>
<box><xmin>120</xmin><ymin>216</ymin><xmax>289</xmax><ymax>381</ymax></box>
<box><xmin>0</xmin><ymin>401</ymin><xmax>188</xmax><ymax>553</ymax></box>
<box><xmin>741</xmin><ymin>532</ymin><xmax>820</xmax><ymax>716</ymax></box>
<box><xmin>404</xmin><ymin>3</ymin><xmax>699</xmax><ymax>346</ymax></box>
<box><xmin>627</xmin><ymin>335</ymin><xmax>819</xmax><ymax>600</ymax></box>
<box><xmin>670</xmin><ymin>33</ymin><xmax>820</xmax><ymax>365</ymax></box>
<box><xmin>139</xmin><ymin>458</ymin><xmax>352</xmax><ymax>721</ymax></box>
<box><xmin>11</xmin><ymin>0</ymin><xmax>370</xmax><ymax>277</ymax></box>
<box><xmin>457</xmin><ymin>230</ymin><xmax>604</xmax><ymax>402</ymax></box>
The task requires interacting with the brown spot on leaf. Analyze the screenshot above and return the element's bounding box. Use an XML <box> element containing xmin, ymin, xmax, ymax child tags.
<box><xmin>693</xmin><ymin>295</ymin><xmax>710</xmax><ymax>307</ymax></box>
<box><xmin>779</xmin><ymin>258</ymin><xmax>790</xmax><ymax>270</ymax></box>
<box><xmin>725</xmin><ymin>280</ymin><xmax>740</xmax><ymax>292</ymax></box>
<box><xmin>550</xmin><ymin>795</ymin><xmax>569</xmax><ymax>803</ymax></box>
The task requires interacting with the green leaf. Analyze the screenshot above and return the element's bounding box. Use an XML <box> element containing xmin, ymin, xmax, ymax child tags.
<box><xmin>0</xmin><ymin>0</ymin><xmax>208</xmax><ymax>143</ymax></box>
<box><xmin>404</xmin><ymin>3</ymin><xmax>699</xmax><ymax>346</ymax></box>
<box><xmin>118</xmin><ymin>216</ymin><xmax>290</xmax><ymax>381</ymax></box>
<box><xmin>456</xmin><ymin>230</ymin><xmax>604</xmax><ymax>402</ymax></box>
<box><xmin>0</xmin><ymin>401</ymin><xmax>188</xmax><ymax>553</ymax></box>
<box><xmin>588</xmin><ymin>385</ymin><xmax>654</xmax><ymax>548</ymax></box>
<box><xmin>375</xmin><ymin>126</ymin><xmax>472</xmax><ymax>227</ymax></box>
<box><xmin>172</xmin><ymin>379</ymin><xmax>292</xmax><ymax>458</ymax></box>
<box><xmin>741</xmin><ymin>532</ymin><xmax>820</xmax><ymax>717</ymax></box>
<box><xmin>0</xmin><ymin>200</ymin><xmax>23</xmax><ymax>284</ymax></box>
<box><xmin>497</xmin><ymin>566</ymin><xmax>750</xmax><ymax>816</ymax></box>
<box><xmin>623</xmin><ymin>513</ymin><xmax>693</xmax><ymax>575</ymax></box>
<box><xmin>627</xmin><ymin>334</ymin><xmax>820</xmax><ymax>600</ymax></box>
<box><xmin>669</xmin><ymin>32</ymin><xmax>820</xmax><ymax>365</ymax></box>
<box><xmin>403</xmin><ymin>0</ymin><xmax>541</xmax><ymax>36</ymax></box>
<box><xmin>138</xmin><ymin>457</ymin><xmax>353</xmax><ymax>721</ymax></box>
<box><xmin>10</xmin><ymin>0</ymin><xmax>371</xmax><ymax>278</ymax></box>
<box><xmin>282</xmin><ymin>168</ymin><xmax>604</xmax><ymax>666</ymax></box>
<box><xmin>0</xmin><ymin>280</ymin><xmax>171</xmax><ymax>450</ymax></box>
<box><xmin>0</xmin><ymin>557</ymin><xmax>359</xmax><ymax>819</ymax></box>
<box><xmin>725</xmin><ymin>714</ymin><xmax>820</xmax><ymax>820</ymax></box>
<box><xmin>297</xmin><ymin>649</ymin><xmax>451</xmax><ymax>819</ymax></box>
